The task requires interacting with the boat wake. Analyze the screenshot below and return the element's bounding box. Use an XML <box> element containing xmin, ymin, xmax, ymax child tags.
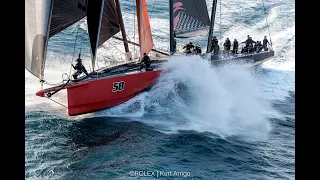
<box><xmin>95</xmin><ymin>55</ymin><xmax>274</xmax><ymax>140</ymax></box>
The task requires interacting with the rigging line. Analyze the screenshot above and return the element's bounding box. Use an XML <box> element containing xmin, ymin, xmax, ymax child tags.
<box><xmin>107</xmin><ymin>41</ymin><xmax>127</xmax><ymax>56</ymax></box>
<box><xmin>147</xmin><ymin>0</ymin><xmax>158</xmax><ymax>50</ymax></box>
<box><xmin>190</xmin><ymin>19</ymin><xmax>211</xmax><ymax>49</ymax></box>
<box><xmin>79</xmin><ymin>29</ymin><xmax>83</xmax><ymax>55</ymax></box>
<box><xmin>41</xmin><ymin>68</ymin><xmax>71</xmax><ymax>86</ymax></box>
<box><xmin>262</xmin><ymin>0</ymin><xmax>273</xmax><ymax>49</ymax></box>
<box><xmin>124</xmin><ymin>32</ymin><xmax>134</xmax><ymax>42</ymax></box>
<box><xmin>219</xmin><ymin>0</ymin><xmax>222</xmax><ymax>40</ymax></box>
<box><xmin>133</xmin><ymin>0</ymin><xmax>136</xmax><ymax>55</ymax></box>
<box><xmin>46</xmin><ymin>97</ymin><xmax>68</xmax><ymax>109</ymax></box>
<box><xmin>200</xmin><ymin>37</ymin><xmax>208</xmax><ymax>49</ymax></box>
<box><xmin>194</xmin><ymin>28</ymin><xmax>210</xmax><ymax>49</ymax></box>
<box><xmin>43</xmin><ymin>81</ymin><xmax>64</xmax><ymax>86</ymax></box>
<box><xmin>68</xmin><ymin>20</ymin><xmax>82</xmax><ymax>79</ymax></box>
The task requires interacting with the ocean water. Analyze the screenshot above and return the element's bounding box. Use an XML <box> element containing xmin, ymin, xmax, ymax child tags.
<box><xmin>25</xmin><ymin>0</ymin><xmax>295</xmax><ymax>179</ymax></box>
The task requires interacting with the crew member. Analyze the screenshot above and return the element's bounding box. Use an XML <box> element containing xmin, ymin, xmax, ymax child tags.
<box><xmin>183</xmin><ymin>42</ymin><xmax>194</xmax><ymax>54</ymax></box>
<box><xmin>241</xmin><ymin>35</ymin><xmax>256</xmax><ymax>53</ymax></box>
<box><xmin>72</xmin><ymin>54</ymin><xmax>88</xmax><ymax>80</ymax></box>
<box><xmin>193</xmin><ymin>46</ymin><xmax>202</xmax><ymax>55</ymax></box>
<box><xmin>211</xmin><ymin>36</ymin><xmax>219</xmax><ymax>54</ymax></box>
<box><xmin>140</xmin><ymin>53</ymin><xmax>152</xmax><ymax>71</ymax></box>
<box><xmin>263</xmin><ymin>36</ymin><xmax>271</xmax><ymax>51</ymax></box>
<box><xmin>223</xmin><ymin>38</ymin><xmax>231</xmax><ymax>51</ymax></box>
<box><xmin>254</xmin><ymin>41</ymin><xmax>263</xmax><ymax>53</ymax></box>
<box><xmin>232</xmin><ymin>39</ymin><xmax>238</xmax><ymax>54</ymax></box>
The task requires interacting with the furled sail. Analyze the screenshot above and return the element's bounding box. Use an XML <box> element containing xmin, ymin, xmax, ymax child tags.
<box><xmin>98</xmin><ymin>0</ymin><xmax>121</xmax><ymax>46</ymax></box>
<box><xmin>136</xmin><ymin>0</ymin><xmax>154</xmax><ymax>58</ymax></box>
<box><xmin>25</xmin><ymin>0</ymin><xmax>53</xmax><ymax>79</ymax></box>
<box><xmin>173</xmin><ymin>0</ymin><xmax>211</xmax><ymax>38</ymax></box>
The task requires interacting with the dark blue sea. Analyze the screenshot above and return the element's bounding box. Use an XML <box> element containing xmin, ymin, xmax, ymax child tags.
<box><xmin>25</xmin><ymin>0</ymin><xmax>295</xmax><ymax>179</ymax></box>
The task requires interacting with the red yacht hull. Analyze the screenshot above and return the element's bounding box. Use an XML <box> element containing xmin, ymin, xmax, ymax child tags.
<box><xmin>66</xmin><ymin>70</ymin><xmax>162</xmax><ymax>116</ymax></box>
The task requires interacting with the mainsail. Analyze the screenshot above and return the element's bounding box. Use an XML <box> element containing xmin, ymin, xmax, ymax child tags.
<box><xmin>173</xmin><ymin>0</ymin><xmax>211</xmax><ymax>38</ymax></box>
<box><xmin>136</xmin><ymin>0</ymin><xmax>154</xmax><ymax>58</ymax></box>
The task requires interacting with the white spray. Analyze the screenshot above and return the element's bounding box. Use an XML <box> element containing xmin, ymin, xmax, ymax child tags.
<box><xmin>99</xmin><ymin>55</ymin><xmax>272</xmax><ymax>140</ymax></box>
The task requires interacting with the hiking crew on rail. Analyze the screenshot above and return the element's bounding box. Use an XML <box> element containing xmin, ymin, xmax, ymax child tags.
<box><xmin>176</xmin><ymin>35</ymin><xmax>271</xmax><ymax>55</ymax></box>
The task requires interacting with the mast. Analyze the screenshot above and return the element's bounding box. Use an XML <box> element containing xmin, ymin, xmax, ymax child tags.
<box><xmin>115</xmin><ymin>0</ymin><xmax>131</xmax><ymax>60</ymax></box>
<box><xmin>139</xmin><ymin>0</ymin><xmax>142</xmax><ymax>57</ymax></box>
<box><xmin>206</xmin><ymin>0</ymin><xmax>218</xmax><ymax>53</ymax></box>
<box><xmin>169</xmin><ymin>0</ymin><xmax>174</xmax><ymax>55</ymax></box>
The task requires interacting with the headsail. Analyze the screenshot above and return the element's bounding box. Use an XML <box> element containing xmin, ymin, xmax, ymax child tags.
<box><xmin>50</xmin><ymin>0</ymin><xmax>87</xmax><ymax>37</ymax></box>
<box><xmin>98</xmin><ymin>0</ymin><xmax>121</xmax><ymax>46</ymax></box>
<box><xmin>86</xmin><ymin>0</ymin><xmax>105</xmax><ymax>71</ymax></box>
<box><xmin>25</xmin><ymin>0</ymin><xmax>87</xmax><ymax>79</ymax></box>
<box><xmin>26</xmin><ymin>0</ymin><xmax>124</xmax><ymax>77</ymax></box>
<box><xmin>86</xmin><ymin>0</ymin><xmax>122</xmax><ymax>70</ymax></box>
<box><xmin>25</xmin><ymin>0</ymin><xmax>53</xmax><ymax>79</ymax></box>
<box><xmin>136</xmin><ymin>0</ymin><xmax>154</xmax><ymax>58</ymax></box>
<box><xmin>173</xmin><ymin>0</ymin><xmax>211</xmax><ymax>38</ymax></box>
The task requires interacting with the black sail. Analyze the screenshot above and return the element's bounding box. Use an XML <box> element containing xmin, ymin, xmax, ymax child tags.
<box><xmin>86</xmin><ymin>0</ymin><xmax>104</xmax><ymax>71</ymax></box>
<box><xmin>173</xmin><ymin>0</ymin><xmax>211</xmax><ymax>38</ymax></box>
<box><xmin>49</xmin><ymin>0</ymin><xmax>87</xmax><ymax>37</ymax></box>
<box><xmin>98</xmin><ymin>0</ymin><xmax>120</xmax><ymax>46</ymax></box>
<box><xmin>25</xmin><ymin>0</ymin><xmax>87</xmax><ymax>79</ymax></box>
<box><xmin>26</xmin><ymin>0</ymin><xmax>124</xmax><ymax>78</ymax></box>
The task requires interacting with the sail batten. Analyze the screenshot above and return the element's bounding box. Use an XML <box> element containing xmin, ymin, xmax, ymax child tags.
<box><xmin>173</xmin><ymin>0</ymin><xmax>211</xmax><ymax>38</ymax></box>
<box><xmin>136</xmin><ymin>0</ymin><xmax>153</xmax><ymax>58</ymax></box>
